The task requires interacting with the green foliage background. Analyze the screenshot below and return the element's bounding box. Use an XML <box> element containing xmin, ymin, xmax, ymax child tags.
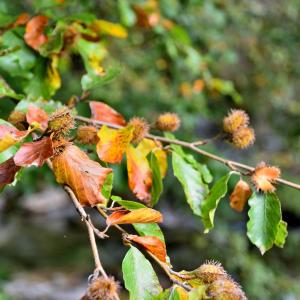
<box><xmin>0</xmin><ymin>0</ymin><xmax>300</xmax><ymax>299</ymax></box>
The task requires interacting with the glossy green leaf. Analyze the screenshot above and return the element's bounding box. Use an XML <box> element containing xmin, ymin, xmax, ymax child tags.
<box><xmin>148</xmin><ymin>151</ymin><xmax>163</xmax><ymax>206</ymax></box>
<box><xmin>247</xmin><ymin>192</ymin><xmax>282</xmax><ymax>254</ymax></box>
<box><xmin>172</xmin><ymin>151</ymin><xmax>208</xmax><ymax>216</ymax></box>
<box><xmin>275</xmin><ymin>220</ymin><xmax>288</xmax><ymax>248</ymax></box>
<box><xmin>200</xmin><ymin>173</ymin><xmax>233</xmax><ymax>233</ymax></box>
<box><xmin>122</xmin><ymin>246</ymin><xmax>162</xmax><ymax>300</ymax></box>
<box><xmin>0</xmin><ymin>77</ymin><xmax>23</xmax><ymax>100</ymax></box>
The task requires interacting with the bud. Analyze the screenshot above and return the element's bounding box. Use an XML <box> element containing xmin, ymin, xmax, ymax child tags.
<box><xmin>252</xmin><ymin>162</ymin><xmax>280</xmax><ymax>193</ymax></box>
<box><xmin>76</xmin><ymin>125</ymin><xmax>99</xmax><ymax>145</ymax></box>
<box><xmin>193</xmin><ymin>260</ymin><xmax>227</xmax><ymax>284</ymax></box>
<box><xmin>155</xmin><ymin>112</ymin><xmax>181</xmax><ymax>132</ymax></box>
<box><xmin>128</xmin><ymin>117</ymin><xmax>149</xmax><ymax>144</ymax></box>
<box><xmin>231</xmin><ymin>127</ymin><xmax>255</xmax><ymax>149</ymax></box>
<box><xmin>48</xmin><ymin>108</ymin><xmax>74</xmax><ymax>137</ymax></box>
<box><xmin>207</xmin><ymin>278</ymin><xmax>247</xmax><ymax>300</ymax></box>
<box><xmin>8</xmin><ymin>110</ymin><xmax>27</xmax><ymax>130</ymax></box>
<box><xmin>85</xmin><ymin>276</ymin><xmax>120</xmax><ymax>300</ymax></box>
<box><xmin>223</xmin><ymin>109</ymin><xmax>249</xmax><ymax>134</ymax></box>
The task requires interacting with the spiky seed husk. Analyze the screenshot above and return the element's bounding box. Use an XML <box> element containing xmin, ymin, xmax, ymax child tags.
<box><xmin>223</xmin><ymin>110</ymin><xmax>249</xmax><ymax>133</ymax></box>
<box><xmin>231</xmin><ymin>127</ymin><xmax>255</xmax><ymax>149</ymax></box>
<box><xmin>207</xmin><ymin>278</ymin><xmax>247</xmax><ymax>300</ymax></box>
<box><xmin>8</xmin><ymin>110</ymin><xmax>27</xmax><ymax>130</ymax></box>
<box><xmin>76</xmin><ymin>125</ymin><xmax>99</xmax><ymax>145</ymax></box>
<box><xmin>193</xmin><ymin>260</ymin><xmax>227</xmax><ymax>284</ymax></box>
<box><xmin>155</xmin><ymin>112</ymin><xmax>181</xmax><ymax>132</ymax></box>
<box><xmin>48</xmin><ymin>108</ymin><xmax>74</xmax><ymax>138</ymax></box>
<box><xmin>128</xmin><ymin>117</ymin><xmax>150</xmax><ymax>144</ymax></box>
<box><xmin>86</xmin><ymin>276</ymin><xmax>120</xmax><ymax>300</ymax></box>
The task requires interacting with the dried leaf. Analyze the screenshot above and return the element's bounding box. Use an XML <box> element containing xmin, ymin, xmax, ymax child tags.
<box><xmin>97</xmin><ymin>125</ymin><xmax>133</xmax><ymax>164</ymax></box>
<box><xmin>52</xmin><ymin>144</ymin><xmax>112</xmax><ymax>206</ymax></box>
<box><xmin>252</xmin><ymin>162</ymin><xmax>281</xmax><ymax>193</ymax></box>
<box><xmin>14</xmin><ymin>137</ymin><xmax>53</xmax><ymax>167</ymax></box>
<box><xmin>0</xmin><ymin>124</ymin><xmax>29</xmax><ymax>153</ymax></box>
<box><xmin>126</xmin><ymin>234</ymin><xmax>167</xmax><ymax>262</ymax></box>
<box><xmin>26</xmin><ymin>104</ymin><xmax>48</xmax><ymax>131</ymax></box>
<box><xmin>24</xmin><ymin>15</ymin><xmax>48</xmax><ymax>50</ymax></box>
<box><xmin>0</xmin><ymin>158</ymin><xmax>21</xmax><ymax>189</ymax></box>
<box><xmin>230</xmin><ymin>179</ymin><xmax>252</xmax><ymax>212</ymax></box>
<box><xmin>90</xmin><ymin>101</ymin><xmax>126</xmax><ymax>126</ymax></box>
<box><xmin>106</xmin><ymin>208</ymin><xmax>163</xmax><ymax>225</ymax></box>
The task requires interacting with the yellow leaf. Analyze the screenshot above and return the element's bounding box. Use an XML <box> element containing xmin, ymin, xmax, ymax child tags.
<box><xmin>91</xmin><ymin>20</ymin><xmax>128</xmax><ymax>39</ymax></box>
<box><xmin>47</xmin><ymin>55</ymin><xmax>61</xmax><ymax>91</ymax></box>
<box><xmin>0</xmin><ymin>125</ymin><xmax>29</xmax><ymax>153</ymax></box>
<box><xmin>97</xmin><ymin>125</ymin><xmax>134</xmax><ymax>164</ymax></box>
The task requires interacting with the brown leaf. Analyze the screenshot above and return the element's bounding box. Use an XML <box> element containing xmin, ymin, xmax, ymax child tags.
<box><xmin>24</xmin><ymin>15</ymin><xmax>48</xmax><ymax>50</ymax></box>
<box><xmin>0</xmin><ymin>124</ymin><xmax>29</xmax><ymax>153</ymax></box>
<box><xmin>97</xmin><ymin>125</ymin><xmax>133</xmax><ymax>164</ymax></box>
<box><xmin>127</xmin><ymin>234</ymin><xmax>167</xmax><ymax>262</ymax></box>
<box><xmin>229</xmin><ymin>179</ymin><xmax>252</xmax><ymax>212</ymax></box>
<box><xmin>252</xmin><ymin>162</ymin><xmax>281</xmax><ymax>193</ymax></box>
<box><xmin>106</xmin><ymin>208</ymin><xmax>163</xmax><ymax>226</ymax></box>
<box><xmin>13</xmin><ymin>13</ymin><xmax>30</xmax><ymax>27</ymax></box>
<box><xmin>52</xmin><ymin>144</ymin><xmax>112</xmax><ymax>206</ymax></box>
<box><xmin>14</xmin><ymin>137</ymin><xmax>54</xmax><ymax>167</ymax></box>
<box><xmin>90</xmin><ymin>101</ymin><xmax>126</xmax><ymax>126</ymax></box>
<box><xmin>26</xmin><ymin>104</ymin><xmax>49</xmax><ymax>131</ymax></box>
<box><xmin>0</xmin><ymin>158</ymin><xmax>21</xmax><ymax>189</ymax></box>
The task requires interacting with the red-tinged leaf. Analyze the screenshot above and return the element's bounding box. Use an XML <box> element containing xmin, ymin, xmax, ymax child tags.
<box><xmin>13</xmin><ymin>13</ymin><xmax>30</xmax><ymax>27</ymax></box>
<box><xmin>14</xmin><ymin>137</ymin><xmax>53</xmax><ymax>167</ymax></box>
<box><xmin>24</xmin><ymin>15</ymin><xmax>48</xmax><ymax>50</ymax></box>
<box><xmin>97</xmin><ymin>125</ymin><xmax>133</xmax><ymax>164</ymax></box>
<box><xmin>26</xmin><ymin>104</ymin><xmax>48</xmax><ymax>131</ymax></box>
<box><xmin>0</xmin><ymin>158</ymin><xmax>21</xmax><ymax>189</ymax></box>
<box><xmin>106</xmin><ymin>208</ymin><xmax>163</xmax><ymax>226</ymax></box>
<box><xmin>52</xmin><ymin>144</ymin><xmax>112</xmax><ymax>206</ymax></box>
<box><xmin>89</xmin><ymin>101</ymin><xmax>126</xmax><ymax>126</ymax></box>
<box><xmin>0</xmin><ymin>125</ymin><xmax>29</xmax><ymax>153</ymax></box>
<box><xmin>126</xmin><ymin>234</ymin><xmax>167</xmax><ymax>262</ymax></box>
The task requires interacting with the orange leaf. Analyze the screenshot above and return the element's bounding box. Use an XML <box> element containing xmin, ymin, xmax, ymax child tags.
<box><xmin>13</xmin><ymin>13</ymin><xmax>30</xmax><ymax>27</ymax></box>
<box><xmin>229</xmin><ymin>179</ymin><xmax>252</xmax><ymax>212</ymax></box>
<box><xmin>252</xmin><ymin>162</ymin><xmax>281</xmax><ymax>193</ymax></box>
<box><xmin>52</xmin><ymin>144</ymin><xmax>112</xmax><ymax>206</ymax></box>
<box><xmin>14</xmin><ymin>137</ymin><xmax>53</xmax><ymax>167</ymax></box>
<box><xmin>0</xmin><ymin>158</ymin><xmax>21</xmax><ymax>189</ymax></box>
<box><xmin>0</xmin><ymin>124</ymin><xmax>29</xmax><ymax>153</ymax></box>
<box><xmin>26</xmin><ymin>104</ymin><xmax>48</xmax><ymax>131</ymax></box>
<box><xmin>127</xmin><ymin>234</ymin><xmax>167</xmax><ymax>262</ymax></box>
<box><xmin>97</xmin><ymin>125</ymin><xmax>133</xmax><ymax>164</ymax></box>
<box><xmin>106</xmin><ymin>208</ymin><xmax>163</xmax><ymax>225</ymax></box>
<box><xmin>89</xmin><ymin>101</ymin><xmax>126</xmax><ymax>126</ymax></box>
<box><xmin>24</xmin><ymin>15</ymin><xmax>48</xmax><ymax>50</ymax></box>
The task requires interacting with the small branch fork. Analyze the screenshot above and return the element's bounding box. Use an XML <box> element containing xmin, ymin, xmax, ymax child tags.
<box><xmin>75</xmin><ymin>115</ymin><xmax>300</xmax><ymax>191</ymax></box>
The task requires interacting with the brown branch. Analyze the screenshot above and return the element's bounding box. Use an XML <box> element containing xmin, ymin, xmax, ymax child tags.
<box><xmin>75</xmin><ymin>115</ymin><xmax>300</xmax><ymax>191</ymax></box>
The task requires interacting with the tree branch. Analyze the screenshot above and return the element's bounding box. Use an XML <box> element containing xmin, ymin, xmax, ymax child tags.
<box><xmin>75</xmin><ymin>115</ymin><xmax>300</xmax><ymax>191</ymax></box>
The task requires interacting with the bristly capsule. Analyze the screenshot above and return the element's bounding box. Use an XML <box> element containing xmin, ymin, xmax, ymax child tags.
<box><xmin>155</xmin><ymin>112</ymin><xmax>181</xmax><ymax>132</ymax></box>
<box><xmin>231</xmin><ymin>127</ymin><xmax>255</xmax><ymax>149</ymax></box>
<box><xmin>223</xmin><ymin>109</ymin><xmax>249</xmax><ymax>134</ymax></box>
<box><xmin>128</xmin><ymin>117</ymin><xmax>150</xmax><ymax>144</ymax></box>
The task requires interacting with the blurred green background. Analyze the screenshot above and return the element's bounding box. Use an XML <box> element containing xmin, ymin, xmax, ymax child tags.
<box><xmin>0</xmin><ymin>0</ymin><xmax>300</xmax><ymax>299</ymax></box>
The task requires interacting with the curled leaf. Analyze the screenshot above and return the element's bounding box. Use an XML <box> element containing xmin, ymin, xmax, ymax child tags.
<box><xmin>230</xmin><ymin>179</ymin><xmax>252</xmax><ymax>212</ymax></box>
<box><xmin>106</xmin><ymin>208</ymin><xmax>163</xmax><ymax>226</ymax></box>
<box><xmin>26</xmin><ymin>104</ymin><xmax>48</xmax><ymax>131</ymax></box>
<box><xmin>0</xmin><ymin>158</ymin><xmax>21</xmax><ymax>189</ymax></box>
<box><xmin>52</xmin><ymin>144</ymin><xmax>112</xmax><ymax>206</ymax></box>
<box><xmin>24</xmin><ymin>15</ymin><xmax>48</xmax><ymax>50</ymax></box>
<box><xmin>97</xmin><ymin>125</ymin><xmax>133</xmax><ymax>163</ymax></box>
<box><xmin>126</xmin><ymin>234</ymin><xmax>167</xmax><ymax>262</ymax></box>
<box><xmin>90</xmin><ymin>101</ymin><xmax>126</xmax><ymax>126</ymax></box>
<box><xmin>14</xmin><ymin>137</ymin><xmax>53</xmax><ymax>167</ymax></box>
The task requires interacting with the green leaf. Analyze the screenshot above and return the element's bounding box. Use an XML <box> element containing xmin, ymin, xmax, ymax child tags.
<box><xmin>275</xmin><ymin>220</ymin><xmax>288</xmax><ymax>248</ymax></box>
<box><xmin>0</xmin><ymin>77</ymin><xmax>24</xmax><ymax>100</ymax></box>
<box><xmin>172</xmin><ymin>151</ymin><xmax>208</xmax><ymax>216</ymax></box>
<box><xmin>112</xmin><ymin>196</ymin><xmax>146</xmax><ymax>210</ymax></box>
<box><xmin>81</xmin><ymin>65</ymin><xmax>122</xmax><ymax>91</ymax></box>
<box><xmin>148</xmin><ymin>151</ymin><xmax>163</xmax><ymax>206</ymax></box>
<box><xmin>118</xmin><ymin>0</ymin><xmax>136</xmax><ymax>27</ymax></box>
<box><xmin>0</xmin><ymin>143</ymin><xmax>20</xmax><ymax>164</ymax></box>
<box><xmin>15</xmin><ymin>98</ymin><xmax>63</xmax><ymax>114</ymax></box>
<box><xmin>101</xmin><ymin>172</ymin><xmax>113</xmax><ymax>202</ymax></box>
<box><xmin>122</xmin><ymin>246</ymin><xmax>162</xmax><ymax>300</ymax></box>
<box><xmin>247</xmin><ymin>192</ymin><xmax>282</xmax><ymax>254</ymax></box>
<box><xmin>200</xmin><ymin>173</ymin><xmax>233</xmax><ymax>233</ymax></box>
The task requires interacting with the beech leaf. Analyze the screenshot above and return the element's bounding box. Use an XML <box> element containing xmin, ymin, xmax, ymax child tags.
<box><xmin>14</xmin><ymin>137</ymin><xmax>53</xmax><ymax>167</ymax></box>
<box><xmin>275</xmin><ymin>220</ymin><xmax>288</xmax><ymax>248</ymax></box>
<box><xmin>26</xmin><ymin>104</ymin><xmax>48</xmax><ymax>131</ymax></box>
<box><xmin>52</xmin><ymin>144</ymin><xmax>112</xmax><ymax>206</ymax></box>
<box><xmin>0</xmin><ymin>158</ymin><xmax>21</xmax><ymax>189</ymax></box>
<box><xmin>229</xmin><ymin>179</ymin><xmax>252</xmax><ymax>212</ymax></box>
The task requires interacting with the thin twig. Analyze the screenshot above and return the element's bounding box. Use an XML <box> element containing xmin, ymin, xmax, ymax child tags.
<box><xmin>75</xmin><ymin>115</ymin><xmax>300</xmax><ymax>191</ymax></box>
